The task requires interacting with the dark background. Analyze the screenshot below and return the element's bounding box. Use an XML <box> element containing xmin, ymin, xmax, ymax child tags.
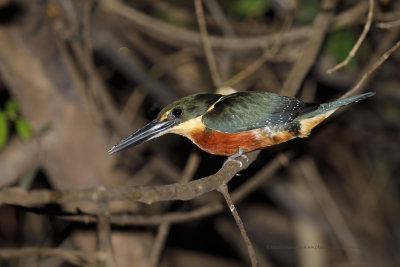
<box><xmin>0</xmin><ymin>0</ymin><xmax>399</xmax><ymax>266</ymax></box>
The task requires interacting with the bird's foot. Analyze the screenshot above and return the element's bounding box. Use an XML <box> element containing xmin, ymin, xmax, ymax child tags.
<box><xmin>223</xmin><ymin>148</ymin><xmax>248</xmax><ymax>168</ymax></box>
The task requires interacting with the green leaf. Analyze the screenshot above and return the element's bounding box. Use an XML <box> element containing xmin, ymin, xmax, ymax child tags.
<box><xmin>326</xmin><ymin>29</ymin><xmax>357</xmax><ymax>64</ymax></box>
<box><xmin>231</xmin><ymin>0</ymin><xmax>270</xmax><ymax>18</ymax></box>
<box><xmin>0</xmin><ymin>111</ymin><xmax>9</xmax><ymax>149</ymax></box>
<box><xmin>15</xmin><ymin>118</ymin><xmax>32</xmax><ymax>140</ymax></box>
<box><xmin>5</xmin><ymin>98</ymin><xmax>18</xmax><ymax>120</ymax></box>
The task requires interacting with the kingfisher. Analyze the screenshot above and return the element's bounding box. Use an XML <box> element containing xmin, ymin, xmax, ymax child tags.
<box><xmin>109</xmin><ymin>91</ymin><xmax>374</xmax><ymax>157</ymax></box>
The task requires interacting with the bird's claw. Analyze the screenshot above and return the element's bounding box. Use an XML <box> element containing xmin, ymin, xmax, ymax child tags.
<box><xmin>241</xmin><ymin>154</ymin><xmax>249</xmax><ymax>162</ymax></box>
<box><xmin>223</xmin><ymin>148</ymin><xmax>246</xmax><ymax>168</ymax></box>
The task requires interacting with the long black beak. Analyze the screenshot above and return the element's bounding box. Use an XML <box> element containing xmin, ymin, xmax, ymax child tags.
<box><xmin>108</xmin><ymin>120</ymin><xmax>178</xmax><ymax>154</ymax></box>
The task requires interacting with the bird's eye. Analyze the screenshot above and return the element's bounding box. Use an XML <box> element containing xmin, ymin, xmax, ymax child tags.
<box><xmin>171</xmin><ymin>108</ymin><xmax>183</xmax><ymax>118</ymax></box>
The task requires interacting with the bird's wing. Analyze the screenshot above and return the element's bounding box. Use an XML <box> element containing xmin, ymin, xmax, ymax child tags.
<box><xmin>202</xmin><ymin>92</ymin><xmax>318</xmax><ymax>133</ymax></box>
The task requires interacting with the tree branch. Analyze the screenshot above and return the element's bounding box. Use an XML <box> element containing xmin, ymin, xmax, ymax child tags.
<box><xmin>281</xmin><ymin>0</ymin><xmax>338</xmax><ymax>96</ymax></box>
<box><xmin>0</xmin><ymin>151</ymin><xmax>259</xmax><ymax>206</ymax></box>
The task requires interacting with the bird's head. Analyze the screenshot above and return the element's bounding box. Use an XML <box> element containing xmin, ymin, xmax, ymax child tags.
<box><xmin>108</xmin><ymin>93</ymin><xmax>222</xmax><ymax>154</ymax></box>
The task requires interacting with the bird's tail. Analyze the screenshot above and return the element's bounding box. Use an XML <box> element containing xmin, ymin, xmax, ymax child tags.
<box><xmin>297</xmin><ymin>92</ymin><xmax>375</xmax><ymax>120</ymax></box>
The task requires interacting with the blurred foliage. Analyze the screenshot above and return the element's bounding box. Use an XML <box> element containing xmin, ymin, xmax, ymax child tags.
<box><xmin>295</xmin><ymin>0</ymin><xmax>319</xmax><ymax>24</ymax></box>
<box><xmin>230</xmin><ymin>0</ymin><xmax>270</xmax><ymax>18</ymax></box>
<box><xmin>0</xmin><ymin>111</ymin><xmax>8</xmax><ymax>149</ymax></box>
<box><xmin>5</xmin><ymin>98</ymin><xmax>18</xmax><ymax>120</ymax></box>
<box><xmin>325</xmin><ymin>28</ymin><xmax>358</xmax><ymax>67</ymax></box>
<box><xmin>15</xmin><ymin>117</ymin><xmax>31</xmax><ymax>140</ymax></box>
<box><xmin>0</xmin><ymin>98</ymin><xmax>32</xmax><ymax>149</ymax></box>
<box><xmin>153</xmin><ymin>8</ymin><xmax>195</xmax><ymax>29</ymax></box>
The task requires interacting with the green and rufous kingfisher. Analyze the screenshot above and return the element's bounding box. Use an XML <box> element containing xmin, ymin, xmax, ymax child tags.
<box><xmin>109</xmin><ymin>91</ymin><xmax>374</xmax><ymax>158</ymax></box>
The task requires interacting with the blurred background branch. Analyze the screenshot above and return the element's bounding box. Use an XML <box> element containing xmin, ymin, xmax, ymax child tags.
<box><xmin>0</xmin><ymin>0</ymin><xmax>399</xmax><ymax>267</ymax></box>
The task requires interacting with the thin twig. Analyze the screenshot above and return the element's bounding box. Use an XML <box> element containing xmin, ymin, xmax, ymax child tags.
<box><xmin>194</xmin><ymin>0</ymin><xmax>222</xmax><ymax>88</ymax></box>
<box><xmin>341</xmin><ymin>39</ymin><xmax>400</xmax><ymax>99</ymax></box>
<box><xmin>221</xmin><ymin>0</ymin><xmax>298</xmax><ymax>88</ymax></box>
<box><xmin>328</xmin><ymin>0</ymin><xmax>374</xmax><ymax>74</ymax></box>
<box><xmin>376</xmin><ymin>19</ymin><xmax>400</xmax><ymax>29</ymax></box>
<box><xmin>218</xmin><ymin>184</ymin><xmax>257</xmax><ymax>267</ymax></box>
<box><xmin>121</xmin><ymin>89</ymin><xmax>147</xmax><ymax>124</ymax></box>
<box><xmin>203</xmin><ymin>0</ymin><xmax>235</xmax><ymax>36</ymax></box>
<box><xmin>0</xmin><ymin>137</ymin><xmax>39</xmax><ymax>187</ymax></box>
<box><xmin>0</xmin><ymin>247</ymin><xmax>96</xmax><ymax>265</ymax></box>
<box><xmin>97</xmin><ymin>201</ymin><xmax>116</xmax><ymax>267</ymax></box>
<box><xmin>297</xmin><ymin>157</ymin><xmax>361</xmax><ymax>261</ymax></box>
<box><xmin>148</xmin><ymin>223</ymin><xmax>171</xmax><ymax>267</ymax></box>
<box><xmin>221</xmin><ymin>52</ymin><xmax>272</xmax><ymax>89</ymax></box>
<box><xmin>180</xmin><ymin>152</ymin><xmax>201</xmax><ymax>184</ymax></box>
<box><xmin>101</xmin><ymin>0</ymin><xmax>310</xmax><ymax>51</ymax></box>
<box><xmin>332</xmin><ymin>1</ymin><xmax>369</xmax><ymax>30</ymax></box>
<box><xmin>203</xmin><ymin>0</ymin><xmax>235</xmax><ymax>82</ymax></box>
<box><xmin>148</xmin><ymin>153</ymin><xmax>200</xmax><ymax>267</ymax></box>
<box><xmin>281</xmin><ymin>0</ymin><xmax>338</xmax><ymax>96</ymax></box>
<box><xmin>102</xmin><ymin>0</ymin><xmax>376</xmax><ymax>52</ymax></box>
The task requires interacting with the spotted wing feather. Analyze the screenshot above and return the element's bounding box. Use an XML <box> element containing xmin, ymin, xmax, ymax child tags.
<box><xmin>202</xmin><ymin>92</ymin><xmax>318</xmax><ymax>133</ymax></box>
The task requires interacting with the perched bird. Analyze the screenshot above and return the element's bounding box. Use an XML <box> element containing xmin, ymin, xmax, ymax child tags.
<box><xmin>109</xmin><ymin>91</ymin><xmax>374</xmax><ymax>157</ymax></box>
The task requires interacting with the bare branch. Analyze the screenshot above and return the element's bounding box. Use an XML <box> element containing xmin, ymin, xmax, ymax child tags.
<box><xmin>0</xmin><ymin>151</ymin><xmax>258</xmax><ymax>205</ymax></box>
<box><xmin>203</xmin><ymin>0</ymin><xmax>235</xmax><ymax>36</ymax></box>
<box><xmin>97</xmin><ymin>201</ymin><xmax>116</xmax><ymax>267</ymax></box>
<box><xmin>376</xmin><ymin>19</ymin><xmax>400</xmax><ymax>29</ymax></box>
<box><xmin>296</xmin><ymin>157</ymin><xmax>360</xmax><ymax>261</ymax></box>
<box><xmin>195</xmin><ymin>0</ymin><xmax>222</xmax><ymax>88</ymax></box>
<box><xmin>100</xmin><ymin>0</ymin><xmax>310</xmax><ymax>51</ymax></box>
<box><xmin>148</xmin><ymin>223</ymin><xmax>171</xmax><ymax>267</ymax></box>
<box><xmin>0</xmin><ymin>247</ymin><xmax>97</xmax><ymax>265</ymax></box>
<box><xmin>59</xmin><ymin>152</ymin><xmax>292</xmax><ymax>226</ymax></box>
<box><xmin>221</xmin><ymin>0</ymin><xmax>297</xmax><ymax>89</ymax></box>
<box><xmin>218</xmin><ymin>184</ymin><xmax>257</xmax><ymax>267</ymax></box>
<box><xmin>281</xmin><ymin>0</ymin><xmax>338</xmax><ymax>96</ymax></box>
<box><xmin>0</xmin><ymin>138</ymin><xmax>39</xmax><ymax>188</ymax></box>
<box><xmin>148</xmin><ymin>152</ymin><xmax>200</xmax><ymax>267</ymax></box>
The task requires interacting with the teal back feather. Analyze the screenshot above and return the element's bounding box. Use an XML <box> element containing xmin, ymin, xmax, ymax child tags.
<box><xmin>202</xmin><ymin>92</ymin><xmax>375</xmax><ymax>133</ymax></box>
<box><xmin>203</xmin><ymin>92</ymin><xmax>310</xmax><ymax>133</ymax></box>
